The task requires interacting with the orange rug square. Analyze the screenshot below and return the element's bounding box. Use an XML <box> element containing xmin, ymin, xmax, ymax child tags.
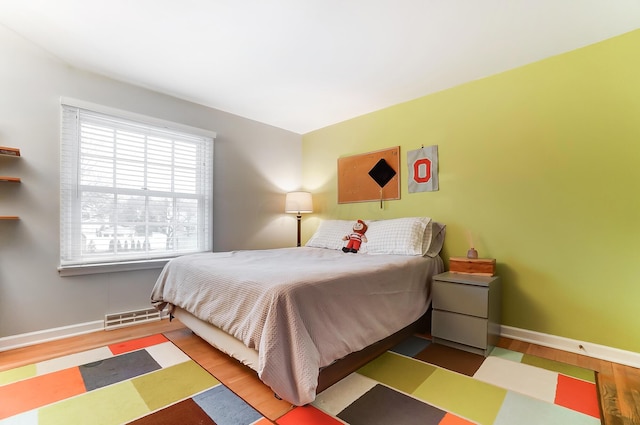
<box><xmin>109</xmin><ymin>333</ymin><xmax>168</xmax><ymax>355</ymax></box>
<box><xmin>0</xmin><ymin>367</ymin><xmax>86</xmax><ymax>419</ymax></box>
<box><xmin>554</xmin><ymin>374</ymin><xmax>600</xmax><ymax>418</ymax></box>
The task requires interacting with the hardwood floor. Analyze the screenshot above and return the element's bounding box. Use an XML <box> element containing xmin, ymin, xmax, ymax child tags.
<box><xmin>1</xmin><ymin>319</ymin><xmax>639</xmax><ymax>424</ymax></box>
<box><xmin>0</xmin><ymin>319</ymin><xmax>185</xmax><ymax>371</ymax></box>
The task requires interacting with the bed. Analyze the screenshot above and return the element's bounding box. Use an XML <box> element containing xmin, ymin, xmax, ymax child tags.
<box><xmin>151</xmin><ymin>217</ymin><xmax>445</xmax><ymax>406</ymax></box>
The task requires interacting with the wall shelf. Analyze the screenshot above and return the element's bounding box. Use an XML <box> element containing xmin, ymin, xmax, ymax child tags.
<box><xmin>1</xmin><ymin>145</ymin><xmax>21</xmax><ymax>219</ymax></box>
<box><xmin>0</xmin><ymin>146</ymin><xmax>21</xmax><ymax>157</ymax></box>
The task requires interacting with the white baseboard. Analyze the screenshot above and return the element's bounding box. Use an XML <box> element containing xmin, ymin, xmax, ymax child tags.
<box><xmin>2</xmin><ymin>319</ymin><xmax>638</xmax><ymax>369</ymax></box>
<box><xmin>0</xmin><ymin>320</ymin><xmax>104</xmax><ymax>352</ymax></box>
<box><xmin>501</xmin><ymin>325</ymin><xmax>640</xmax><ymax>369</ymax></box>
<box><xmin>0</xmin><ymin>311</ymin><xmax>170</xmax><ymax>353</ymax></box>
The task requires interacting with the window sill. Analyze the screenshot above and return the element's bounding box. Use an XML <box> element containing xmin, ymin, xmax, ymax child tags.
<box><xmin>58</xmin><ymin>258</ymin><xmax>172</xmax><ymax>277</ymax></box>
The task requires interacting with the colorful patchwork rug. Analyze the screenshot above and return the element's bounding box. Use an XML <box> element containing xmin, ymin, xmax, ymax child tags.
<box><xmin>0</xmin><ymin>334</ymin><xmax>601</xmax><ymax>425</ymax></box>
<box><xmin>287</xmin><ymin>336</ymin><xmax>601</xmax><ymax>425</ymax></box>
<box><xmin>0</xmin><ymin>334</ymin><xmax>270</xmax><ymax>425</ymax></box>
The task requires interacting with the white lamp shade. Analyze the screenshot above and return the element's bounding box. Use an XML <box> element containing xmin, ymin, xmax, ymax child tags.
<box><xmin>285</xmin><ymin>191</ymin><xmax>313</xmax><ymax>214</ymax></box>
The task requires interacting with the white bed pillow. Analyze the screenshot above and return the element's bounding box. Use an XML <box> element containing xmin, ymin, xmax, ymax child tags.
<box><xmin>306</xmin><ymin>217</ymin><xmax>446</xmax><ymax>256</ymax></box>
<box><xmin>365</xmin><ymin>217</ymin><xmax>431</xmax><ymax>256</ymax></box>
<box><xmin>423</xmin><ymin>221</ymin><xmax>446</xmax><ymax>257</ymax></box>
<box><xmin>305</xmin><ymin>220</ymin><xmax>355</xmax><ymax>250</ymax></box>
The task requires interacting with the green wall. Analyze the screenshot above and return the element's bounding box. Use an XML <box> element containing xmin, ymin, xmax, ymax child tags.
<box><xmin>301</xmin><ymin>29</ymin><xmax>640</xmax><ymax>353</ymax></box>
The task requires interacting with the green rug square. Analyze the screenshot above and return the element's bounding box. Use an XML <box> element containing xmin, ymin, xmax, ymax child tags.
<box><xmin>132</xmin><ymin>360</ymin><xmax>219</xmax><ymax>411</ymax></box>
<box><xmin>413</xmin><ymin>367</ymin><xmax>507</xmax><ymax>425</ymax></box>
<box><xmin>489</xmin><ymin>347</ymin><xmax>524</xmax><ymax>363</ymax></box>
<box><xmin>358</xmin><ymin>352</ymin><xmax>437</xmax><ymax>394</ymax></box>
<box><xmin>521</xmin><ymin>355</ymin><xmax>595</xmax><ymax>383</ymax></box>
<box><xmin>0</xmin><ymin>363</ymin><xmax>36</xmax><ymax>385</ymax></box>
<box><xmin>39</xmin><ymin>380</ymin><xmax>149</xmax><ymax>425</ymax></box>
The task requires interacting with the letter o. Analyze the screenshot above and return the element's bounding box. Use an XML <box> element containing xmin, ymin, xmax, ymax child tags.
<box><xmin>413</xmin><ymin>158</ymin><xmax>432</xmax><ymax>183</ymax></box>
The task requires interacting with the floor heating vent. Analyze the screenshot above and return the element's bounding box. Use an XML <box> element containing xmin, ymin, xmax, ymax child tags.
<box><xmin>104</xmin><ymin>308</ymin><xmax>161</xmax><ymax>330</ymax></box>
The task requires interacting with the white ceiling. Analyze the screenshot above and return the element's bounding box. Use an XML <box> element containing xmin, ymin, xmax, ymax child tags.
<box><xmin>1</xmin><ymin>1</ymin><xmax>639</xmax><ymax>134</ymax></box>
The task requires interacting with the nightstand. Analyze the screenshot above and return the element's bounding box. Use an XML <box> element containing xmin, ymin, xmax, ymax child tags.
<box><xmin>431</xmin><ymin>271</ymin><xmax>501</xmax><ymax>356</ymax></box>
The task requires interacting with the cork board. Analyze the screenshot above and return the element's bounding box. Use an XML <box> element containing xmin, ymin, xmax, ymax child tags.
<box><xmin>338</xmin><ymin>146</ymin><xmax>400</xmax><ymax>204</ymax></box>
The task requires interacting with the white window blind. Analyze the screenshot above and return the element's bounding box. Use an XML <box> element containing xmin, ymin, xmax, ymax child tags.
<box><xmin>60</xmin><ymin>104</ymin><xmax>214</xmax><ymax>273</ymax></box>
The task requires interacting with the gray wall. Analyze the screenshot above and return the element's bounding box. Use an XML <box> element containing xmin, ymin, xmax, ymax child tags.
<box><xmin>0</xmin><ymin>25</ymin><xmax>303</xmax><ymax>338</ymax></box>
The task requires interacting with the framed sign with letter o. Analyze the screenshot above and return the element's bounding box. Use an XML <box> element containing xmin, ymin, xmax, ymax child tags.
<box><xmin>407</xmin><ymin>145</ymin><xmax>439</xmax><ymax>193</ymax></box>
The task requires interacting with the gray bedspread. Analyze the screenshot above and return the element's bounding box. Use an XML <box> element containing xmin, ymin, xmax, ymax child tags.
<box><xmin>151</xmin><ymin>247</ymin><xmax>443</xmax><ymax>405</ymax></box>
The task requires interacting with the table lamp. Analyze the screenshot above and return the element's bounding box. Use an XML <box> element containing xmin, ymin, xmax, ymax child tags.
<box><xmin>285</xmin><ymin>191</ymin><xmax>313</xmax><ymax>247</ymax></box>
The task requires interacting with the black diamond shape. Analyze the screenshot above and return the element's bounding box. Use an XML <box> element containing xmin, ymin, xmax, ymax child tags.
<box><xmin>368</xmin><ymin>159</ymin><xmax>396</xmax><ymax>188</ymax></box>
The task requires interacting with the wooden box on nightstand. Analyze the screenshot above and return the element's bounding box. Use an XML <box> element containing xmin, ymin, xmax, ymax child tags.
<box><xmin>449</xmin><ymin>257</ymin><xmax>496</xmax><ymax>276</ymax></box>
<box><xmin>431</xmin><ymin>271</ymin><xmax>501</xmax><ymax>356</ymax></box>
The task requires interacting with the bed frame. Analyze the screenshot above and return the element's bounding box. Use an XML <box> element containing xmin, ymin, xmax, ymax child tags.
<box><xmin>316</xmin><ymin>308</ymin><xmax>430</xmax><ymax>393</ymax></box>
<box><xmin>174</xmin><ymin>304</ymin><xmax>431</xmax><ymax>397</ymax></box>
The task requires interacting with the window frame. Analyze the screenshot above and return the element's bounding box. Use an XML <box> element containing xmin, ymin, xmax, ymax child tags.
<box><xmin>58</xmin><ymin>98</ymin><xmax>215</xmax><ymax>276</ymax></box>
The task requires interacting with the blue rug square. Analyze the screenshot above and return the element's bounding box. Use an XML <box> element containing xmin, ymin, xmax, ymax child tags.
<box><xmin>194</xmin><ymin>384</ymin><xmax>263</xmax><ymax>425</ymax></box>
<box><xmin>390</xmin><ymin>336</ymin><xmax>431</xmax><ymax>357</ymax></box>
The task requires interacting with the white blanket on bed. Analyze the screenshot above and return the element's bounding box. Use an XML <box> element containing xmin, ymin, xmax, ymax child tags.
<box><xmin>151</xmin><ymin>247</ymin><xmax>442</xmax><ymax>405</ymax></box>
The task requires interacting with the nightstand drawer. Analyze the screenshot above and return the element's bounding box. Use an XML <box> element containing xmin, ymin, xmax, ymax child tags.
<box><xmin>432</xmin><ymin>310</ymin><xmax>488</xmax><ymax>349</ymax></box>
<box><xmin>432</xmin><ymin>280</ymin><xmax>489</xmax><ymax>318</ymax></box>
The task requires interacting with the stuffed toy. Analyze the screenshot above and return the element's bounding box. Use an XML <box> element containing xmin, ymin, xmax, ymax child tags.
<box><xmin>342</xmin><ymin>219</ymin><xmax>368</xmax><ymax>253</ymax></box>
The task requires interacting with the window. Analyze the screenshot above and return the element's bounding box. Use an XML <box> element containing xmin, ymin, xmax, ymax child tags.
<box><xmin>59</xmin><ymin>101</ymin><xmax>214</xmax><ymax>275</ymax></box>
